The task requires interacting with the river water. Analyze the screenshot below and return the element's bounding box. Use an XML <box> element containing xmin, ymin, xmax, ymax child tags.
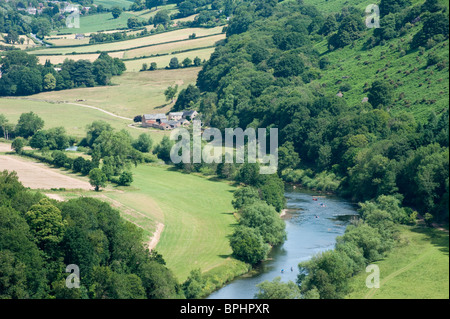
<box><xmin>207</xmin><ymin>187</ymin><xmax>358</xmax><ymax>299</ymax></box>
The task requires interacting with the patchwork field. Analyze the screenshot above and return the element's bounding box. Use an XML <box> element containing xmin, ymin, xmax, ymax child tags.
<box><xmin>123</xmin><ymin>33</ymin><xmax>225</xmax><ymax>59</ymax></box>
<box><xmin>31</xmin><ymin>27</ymin><xmax>224</xmax><ymax>56</ymax></box>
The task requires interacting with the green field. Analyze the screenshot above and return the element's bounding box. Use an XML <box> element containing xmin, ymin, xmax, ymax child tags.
<box><xmin>0</xmin><ymin>98</ymin><xmax>136</xmax><ymax>137</ymax></box>
<box><xmin>55</xmin><ymin>11</ymin><xmax>145</xmax><ymax>34</ymax></box>
<box><xmin>94</xmin><ymin>0</ymin><xmax>134</xmax><ymax>9</ymax></box>
<box><xmin>0</xmin><ymin>97</ymin><xmax>171</xmax><ymax>145</ymax></box>
<box><xmin>346</xmin><ymin>225</ymin><xmax>449</xmax><ymax>299</ymax></box>
<box><xmin>26</xmin><ymin>67</ymin><xmax>201</xmax><ymax>118</ymax></box>
<box><xmin>104</xmin><ymin>164</ymin><xmax>240</xmax><ymax>281</ymax></box>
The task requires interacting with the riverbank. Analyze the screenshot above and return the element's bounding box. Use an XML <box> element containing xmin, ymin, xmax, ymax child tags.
<box><xmin>207</xmin><ymin>189</ymin><xmax>359</xmax><ymax>299</ymax></box>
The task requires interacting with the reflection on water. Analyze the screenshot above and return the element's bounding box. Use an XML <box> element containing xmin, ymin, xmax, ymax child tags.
<box><xmin>207</xmin><ymin>188</ymin><xmax>358</xmax><ymax>299</ymax></box>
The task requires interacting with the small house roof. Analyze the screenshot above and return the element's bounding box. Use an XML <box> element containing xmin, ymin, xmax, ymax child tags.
<box><xmin>143</xmin><ymin>113</ymin><xmax>167</xmax><ymax>120</ymax></box>
<box><xmin>182</xmin><ymin>110</ymin><xmax>198</xmax><ymax>117</ymax></box>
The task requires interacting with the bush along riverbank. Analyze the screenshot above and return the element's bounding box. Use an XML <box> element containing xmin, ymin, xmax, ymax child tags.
<box><xmin>297</xmin><ymin>194</ymin><xmax>420</xmax><ymax>299</ymax></box>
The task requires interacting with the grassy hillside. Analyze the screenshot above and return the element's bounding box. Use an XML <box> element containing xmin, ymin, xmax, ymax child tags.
<box><xmin>346</xmin><ymin>225</ymin><xmax>449</xmax><ymax>299</ymax></box>
<box><xmin>310</xmin><ymin>35</ymin><xmax>449</xmax><ymax>123</ymax></box>
<box><xmin>25</xmin><ymin>67</ymin><xmax>201</xmax><ymax>118</ymax></box>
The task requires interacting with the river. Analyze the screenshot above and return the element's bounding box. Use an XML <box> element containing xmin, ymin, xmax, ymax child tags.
<box><xmin>207</xmin><ymin>187</ymin><xmax>358</xmax><ymax>299</ymax></box>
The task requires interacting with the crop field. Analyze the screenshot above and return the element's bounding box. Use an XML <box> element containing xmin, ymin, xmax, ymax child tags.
<box><xmin>123</xmin><ymin>33</ymin><xmax>225</xmax><ymax>59</ymax></box>
<box><xmin>31</xmin><ymin>26</ymin><xmax>224</xmax><ymax>56</ymax></box>
<box><xmin>36</xmin><ymin>51</ymin><xmax>124</xmax><ymax>64</ymax></box>
<box><xmin>44</xmin><ymin>35</ymin><xmax>91</xmax><ymax>46</ymax></box>
<box><xmin>0</xmin><ymin>145</ymin><xmax>92</xmax><ymax>190</ymax></box>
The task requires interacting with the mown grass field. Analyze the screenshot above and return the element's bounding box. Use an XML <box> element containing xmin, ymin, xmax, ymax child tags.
<box><xmin>0</xmin><ymin>97</ymin><xmax>171</xmax><ymax>142</ymax></box>
<box><xmin>55</xmin><ymin>11</ymin><xmax>144</xmax><ymax>34</ymax></box>
<box><xmin>93</xmin><ymin>0</ymin><xmax>134</xmax><ymax>9</ymax></box>
<box><xmin>105</xmin><ymin>164</ymin><xmax>240</xmax><ymax>281</ymax></box>
<box><xmin>26</xmin><ymin>67</ymin><xmax>201</xmax><ymax>118</ymax></box>
<box><xmin>346</xmin><ymin>225</ymin><xmax>449</xmax><ymax>299</ymax></box>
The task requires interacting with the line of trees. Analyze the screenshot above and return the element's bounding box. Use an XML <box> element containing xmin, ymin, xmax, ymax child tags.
<box><xmin>0</xmin><ymin>51</ymin><xmax>126</xmax><ymax>96</ymax></box>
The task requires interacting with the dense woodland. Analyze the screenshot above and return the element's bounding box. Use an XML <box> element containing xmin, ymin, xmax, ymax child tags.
<box><xmin>165</xmin><ymin>0</ymin><xmax>449</xmax><ymax>298</ymax></box>
<box><xmin>189</xmin><ymin>0</ymin><xmax>449</xmax><ymax>221</ymax></box>
<box><xmin>0</xmin><ymin>170</ymin><xmax>184</xmax><ymax>299</ymax></box>
<box><xmin>0</xmin><ymin>51</ymin><xmax>126</xmax><ymax>95</ymax></box>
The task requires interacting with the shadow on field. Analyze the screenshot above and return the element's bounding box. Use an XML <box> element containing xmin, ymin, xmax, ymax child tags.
<box><xmin>411</xmin><ymin>225</ymin><xmax>449</xmax><ymax>256</ymax></box>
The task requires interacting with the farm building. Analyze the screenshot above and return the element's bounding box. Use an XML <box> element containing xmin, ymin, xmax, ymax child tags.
<box><xmin>142</xmin><ymin>113</ymin><xmax>167</xmax><ymax>127</ymax></box>
<box><xmin>142</xmin><ymin>113</ymin><xmax>192</xmax><ymax>130</ymax></box>
<box><xmin>182</xmin><ymin>110</ymin><xmax>198</xmax><ymax>120</ymax></box>
<box><xmin>168</xmin><ymin>112</ymin><xmax>184</xmax><ymax>121</ymax></box>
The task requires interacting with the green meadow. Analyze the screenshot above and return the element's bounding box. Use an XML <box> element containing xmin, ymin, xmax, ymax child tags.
<box><xmin>93</xmin><ymin>0</ymin><xmax>134</xmax><ymax>9</ymax></box>
<box><xmin>56</xmin><ymin>11</ymin><xmax>144</xmax><ymax>35</ymax></box>
<box><xmin>346</xmin><ymin>225</ymin><xmax>449</xmax><ymax>299</ymax></box>
<box><xmin>26</xmin><ymin>67</ymin><xmax>201</xmax><ymax>118</ymax></box>
<box><xmin>105</xmin><ymin>164</ymin><xmax>241</xmax><ymax>281</ymax></box>
<box><xmin>0</xmin><ymin>97</ymin><xmax>169</xmax><ymax>143</ymax></box>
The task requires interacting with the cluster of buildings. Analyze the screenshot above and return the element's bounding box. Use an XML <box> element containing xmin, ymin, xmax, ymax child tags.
<box><xmin>142</xmin><ymin>110</ymin><xmax>199</xmax><ymax>130</ymax></box>
<box><xmin>16</xmin><ymin>1</ymin><xmax>91</xmax><ymax>16</ymax></box>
